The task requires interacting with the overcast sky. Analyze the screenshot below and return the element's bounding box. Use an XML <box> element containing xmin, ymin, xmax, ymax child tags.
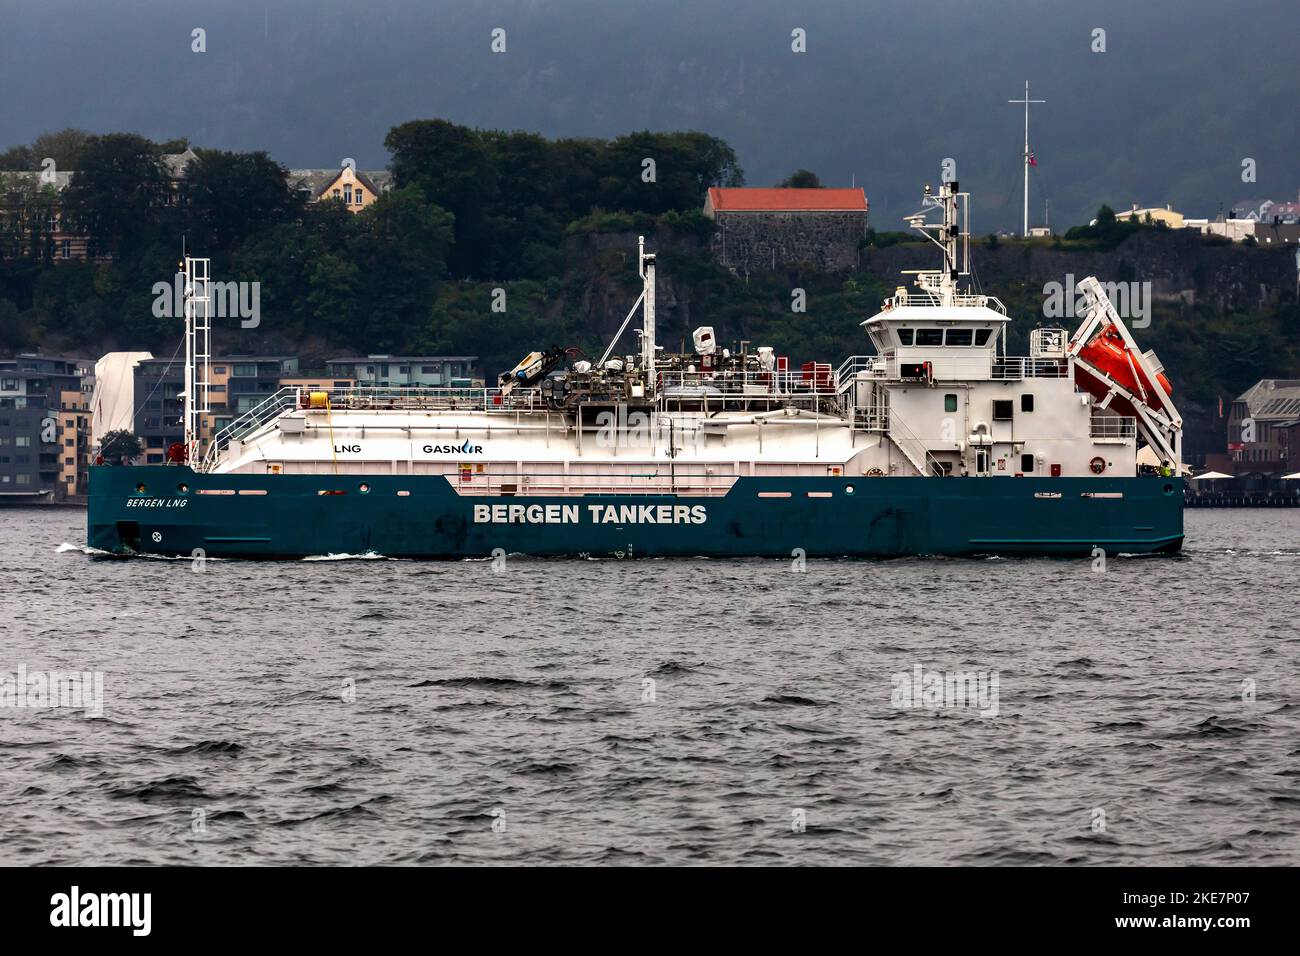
<box><xmin>1</xmin><ymin>0</ymin><xmax>1296</xmax><ymax>229</ymax></box>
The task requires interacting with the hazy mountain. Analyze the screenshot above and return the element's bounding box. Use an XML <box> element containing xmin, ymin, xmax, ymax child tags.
<box><xmin>1</xmin><ymin>0</ymin><xmax>1296</xmax><ymax>231</ymax></box>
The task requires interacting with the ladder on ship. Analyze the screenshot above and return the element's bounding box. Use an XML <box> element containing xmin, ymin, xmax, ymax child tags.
<box><xmin>183</xmin><ymin>256</ymin><xmax>212</xmax><ymax>463</ymax></box>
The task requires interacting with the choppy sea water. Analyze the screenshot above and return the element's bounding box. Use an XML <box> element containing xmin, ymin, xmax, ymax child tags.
<box><xmin>1</xmin><ymin>507</ymin><xmax>1297</xmax><ymax>866</ymax></box>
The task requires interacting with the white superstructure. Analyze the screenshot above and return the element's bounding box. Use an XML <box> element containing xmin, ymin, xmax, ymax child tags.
<box><xmin>190</xmin><ymin>184</ymin><xmax>1180</xmax><ymax>494</ymax></box>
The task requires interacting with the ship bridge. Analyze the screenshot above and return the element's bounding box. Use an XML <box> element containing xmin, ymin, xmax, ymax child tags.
<box><xmin>862</xmin><ymin>302</ymin><xmax>1010</xmax><ymax>382</ymax></box>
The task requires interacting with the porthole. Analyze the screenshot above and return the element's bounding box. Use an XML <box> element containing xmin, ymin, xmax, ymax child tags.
<box><xmin>359</xmin><ymin>483</ymin><xmax>371</xmax><ymax>495</ymax></box>
<box><xmin>177</xmin><ymin>483</ymin><xmax>189</xmax><ymax>493</ymax></box>
<box><xmin>1162</xmin><ymin>484</ymin><xmax>1174</xmax><ymax>495</ymax></box>
<box><xmin>845</xmin><ymin>484</ymin><xmax>855</xmax><ymax>495</ymax></box>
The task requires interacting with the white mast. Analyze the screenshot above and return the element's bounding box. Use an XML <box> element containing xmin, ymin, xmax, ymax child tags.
<box><xmin>638</xmin><ymin>235</ymin><xmax>656</xmax><ymax>387</ymax></box>
<box><xmin>1008</xmin><ymin>81</ymin><xmax>1045</xmax><ymax>236</ymax></box>
<box><xmin>181</xmin><ymin>255</ymin><xmax>212</xmax><ymax>464</ymax></box>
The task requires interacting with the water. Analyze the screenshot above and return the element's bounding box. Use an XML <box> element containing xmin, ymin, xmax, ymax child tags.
<box><xmin>1</xmin><ymin>508</ymin><xmax>1297</xmax><ymax>865</ymax></box>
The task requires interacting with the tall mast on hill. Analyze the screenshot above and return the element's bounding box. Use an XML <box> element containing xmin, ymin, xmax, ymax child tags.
<box><xmin>1008</xmin><ymin>81</ymin><xmax>1045</xmax><ymax>236</ymax></box>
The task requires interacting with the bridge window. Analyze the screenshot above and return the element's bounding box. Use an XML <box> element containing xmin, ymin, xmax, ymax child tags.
<box><xmin>916</xmin><ymin>329</ymin><xmax>944</xmax><ymax>346</ymax></box>
<box><xmin>945</xmin><ymin>328</ymin><xmax>973</xmax><ymax>346</ymax></box>
<box><xmin>975</xmin><ymin>329</ymin><xmax>993</xmax><ymax>346</ymax></box>
<box><xmin>897</xmin><ymin>329</ymin><xmax>914</xmax><ymax>346</ymax></box>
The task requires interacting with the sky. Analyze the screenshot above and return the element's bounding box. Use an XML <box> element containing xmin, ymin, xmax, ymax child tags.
<box><xmin>1</xmin><ymin>0</ymin><xmax>1296</xmax><ymax>230</ymax></box>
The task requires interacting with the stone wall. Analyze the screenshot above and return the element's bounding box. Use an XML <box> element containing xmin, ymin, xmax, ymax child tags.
<box><xmin>712</xmin><ymin>212</ymin><xmax>867</xmax><ymax>275</ymax></box>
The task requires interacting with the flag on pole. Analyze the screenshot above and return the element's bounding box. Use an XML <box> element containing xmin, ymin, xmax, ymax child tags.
<box><xmin>1028</xmin><ymin>152</ymin><xmax>1038</xmax><ymax>167</ymax></box>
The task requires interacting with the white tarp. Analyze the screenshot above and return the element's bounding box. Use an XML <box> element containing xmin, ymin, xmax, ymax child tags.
<box><xmin>90</xmin><ymin>351</ymin><xmax>152</xmax><ymax>445</ymax></box>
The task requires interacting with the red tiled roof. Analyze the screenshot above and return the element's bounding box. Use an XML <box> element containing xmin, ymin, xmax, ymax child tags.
<box><xmin>707</xmin><ymin>187</ymin><xmax>867</xmax><ymax>212</ymax></box>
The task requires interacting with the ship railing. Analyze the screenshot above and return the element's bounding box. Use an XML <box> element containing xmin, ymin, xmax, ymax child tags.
<box><xmin>656</xmin><ymin>366</ymin><xmax>837</xmax><ymax>397</ymax></box>
<box><xmin>991</xmin><ymin>357</ymin><xmax>1069</xmax><ymax>380</ymax></box>
<box><xmin>448</xmin><ymin>471</ymin><xmax>739</xmax><ymax>498</ymax></box>
<box><xmin>1089</xmin><ymin>415</ymin><xmax>1137</xmax><ymax>440</ymax></box>
<box><xmin>203</xmin><ymin>384</ymin><xmax>550</xmax><ymax>464</ymax></box>
<box><xmin>205</xmin><ymin>387</ymin><xmax>300</xmax><ymax>463</ymax></box>
<box><xmin>835</xmin><ymin>355</ymin><xmax>883</xmax><ymax>389</ymax></box>
<box><xmin>883</xmin><ymin>290</ymin><xmax>1008</xmax><ymax>314</ymax></box>
<box><xmin>852</xmin><ymin>406</ymin><xmax>889</xmax><ymax>433</ymax></box>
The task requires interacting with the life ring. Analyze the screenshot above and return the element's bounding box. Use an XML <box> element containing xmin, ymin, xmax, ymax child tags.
<box><xmin>1089</xmin><ymin>456</ymin><xmax>1106</xmax><ymax>474</ymax></box>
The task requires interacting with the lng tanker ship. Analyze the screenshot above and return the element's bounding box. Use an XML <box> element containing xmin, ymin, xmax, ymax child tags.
<box><xmin>87</xmin><ymin>182</ymin><xmax>1184</xmax><ymax>558</ymax></box>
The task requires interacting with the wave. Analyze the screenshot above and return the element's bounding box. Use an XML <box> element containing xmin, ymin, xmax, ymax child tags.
<box><xmin>301</xmin><ymin>551</ymin><xmax>390</xmax><ymax>561</ymax></box>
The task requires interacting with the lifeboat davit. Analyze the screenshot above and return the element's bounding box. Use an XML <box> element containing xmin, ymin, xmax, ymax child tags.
<box><xmin>1073</xmin><ymin>322</ymin><xmax>1173</xmax><ymax>415</ymax></box>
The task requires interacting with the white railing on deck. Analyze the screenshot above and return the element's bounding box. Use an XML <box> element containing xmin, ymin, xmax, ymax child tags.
<box><xmin>882</xmin><ymin>290</ymin><xmax>1007</xmax><ymax>314</ymax></box>
<box><xmin>991</xmin><ymin>357</ymin><xmax>1069</xmax><ymax>379</ymax></box>
<box><xmin>658</xmin><ymin>366</ymin><xmax>835</xmax><ymax>396</ymax></box>
<box><xmin>205</xmin><ymin>385</ymin><xmax>548</xmax><ymax>464</ymax></box>
<box><xmin>1089</xmin><ymin>416</ymin><xmax>1137</xmax><ymax>440</ymax></box>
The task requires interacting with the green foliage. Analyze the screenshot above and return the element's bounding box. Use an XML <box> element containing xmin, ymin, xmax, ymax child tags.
<box><xmin>183</xmin><ymin>150</ymin><xmax>302</xmax><ymax>251</ymax></box>
<box><xmin>386</xmin><ymin>121</ymin><xmax>742</xmax><ymax>279</ymax></box>
<box><xmin>100</xmin><ymin>429</ymin><xmax>142</xmax><ymax>461</ymax></box>
<box><xmin>1062</xmin><ymin>204</ymin><xmax>1156</xmax><ymax>250</ymax></box>
<box><xmin>60</xmin><ymin>133</ymin><xmax>172</xmax><ymax>259</ymax></box>
<box><xmin>777</xmin><ymin>169</ymin><xmax>822</xmax><ymax>188</ymax></box>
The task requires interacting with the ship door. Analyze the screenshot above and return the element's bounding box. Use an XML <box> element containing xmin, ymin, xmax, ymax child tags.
<box><xmin>975</xmin><ymin>449</ymin><xmax>990</xmax><ymax>476</ymax></box>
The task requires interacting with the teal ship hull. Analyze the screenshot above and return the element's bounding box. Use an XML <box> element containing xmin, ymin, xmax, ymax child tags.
<box><xmin>87</xmin><ymin>466</ymin><xmax>1183</xmax><ymax>558</ymax></box>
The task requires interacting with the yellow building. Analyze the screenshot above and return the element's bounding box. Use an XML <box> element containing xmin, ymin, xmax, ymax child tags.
<box><xmin>1114</xmin><ymin>204</ymin><xmax>1185</xmax><ymax>228</ymax></box>
<box><xmin>288</xmin><ymin>167</ymin><xmax>392</xmax><ymax>212</ymax></box>
<box><xmin>57</xmin><ymin>388</ymin><xmax>92</xmax><ymax>497</ymax></box>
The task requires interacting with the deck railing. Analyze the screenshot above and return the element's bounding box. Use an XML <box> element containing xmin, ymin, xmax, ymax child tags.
<box><xmin>991</xmin><ymin>357</ymin><xmax>1069</xmax><ymax>379</ymax></box>
<box><xmin>1089</xmin><ymin>416</ymin><xmax>1137</xmax><ymax>440</ymax></box>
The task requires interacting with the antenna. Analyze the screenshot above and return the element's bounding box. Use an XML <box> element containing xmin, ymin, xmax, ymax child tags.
<box><xmin>1008</xmin><ymin>81</ymin><xmax>1045</xmax><ymax>236</ymax></box>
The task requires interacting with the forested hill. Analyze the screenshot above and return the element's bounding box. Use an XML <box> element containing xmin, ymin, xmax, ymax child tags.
<box><xmin>1</xmin><ymin>121</ymin><xmax>1297</xmax><ymax>461</ymax></box>
<box><xmin>1</xmin><ymin>0</ymin><xmax>1297</xmax><ymax>232</ymax></box>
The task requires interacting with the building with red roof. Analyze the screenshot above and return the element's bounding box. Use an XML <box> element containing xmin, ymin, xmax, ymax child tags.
<box><xmin>703</xmin><ymin>187</ymin><xmax>869</xmax><ymax>273</ymax></box>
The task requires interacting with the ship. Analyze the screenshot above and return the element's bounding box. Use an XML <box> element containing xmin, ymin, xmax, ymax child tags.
<box><xmin>87</xmin><ymin>182</ymin><xmax>1184</xmax><ymax>558</ymax></box>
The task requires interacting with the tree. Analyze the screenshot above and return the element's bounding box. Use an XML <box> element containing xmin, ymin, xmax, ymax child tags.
<box><xmin>385</xmin><ymin>119</ymin><xmax>498</xmax><ymax>278</ymax></box>
<box><xmin>30</xmin><ymin>129</ymin><xmax>92</xmax><ymax>171</ymax></box>
<box><xmin>100</xmin><ymin>430</ymin><xmax>142</xmax><ymax>462</ymax></box>
<box><xmin>778</xmin><ymin>169</ymin><xmax>822</xmax><ymax>189</ymax></box>
<box><xmin>60</xmin><ymin>134</ymin><xmax>171</xmax><ymax>258</ymax></box>
<box><xmin>183</xmin><ymin>149</ymin><xmax>301</xmax><ymax>252</ymax></box>
<box><xmin>0</xmin><ymin>145</ymin><xmax>34</xmax><ymax>171</ymax></box>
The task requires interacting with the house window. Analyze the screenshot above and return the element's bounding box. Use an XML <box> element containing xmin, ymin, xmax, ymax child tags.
<box><xmin>60</xmin><ymin>239</ymin><xmax>71</xmax><ymax>258</ymax></box>
<box><xmin>15</xmin><ymin>436</ymin><xmax>30</xmax><ymax>447</ymax></box>
<box><xmin>992</xmin><ymin>400</ymin><xmax>1014</xmax><ymax>421</ymax></box>
<box><xmin>399</xmin><ymin>366</ymin><xmax>410</xmax><ymax>375</ymax></box>
<box><xmin>421</xmin><ymin>365</ymin><xmax>436</xmax><ymax>374</ymax></box>
<box><xmin>343</xmin><ymin>186</ymin><xmax>353</xmax><ymax>204</ymax></box>
<box><xmin>1021</xmin><ymin>454</ymin><xmax>1035</xmax><ymax>472</ymax></box>
<box><xmin>944</xmin><ymin>394</ymin><xmax>958</xmax><ymax>413</ymax></box>
<box><xmin>233</xmin><ymin>364</ymin><xmax>257</xmax><ymax>376</ymax></box>
<box><xmin>1021</xmin><ymin>394</ymin><xmax>1034</xmax><ymax>412</ymax></box>
<box><xmin>355</xmin><ymin>190</ymin><xmax>364</xmax><ymax>205</ymax></box>
<box><xmin>332</xmin><ymin>189</ymin><xmax>341</xmax><ymax>199</ymax></box>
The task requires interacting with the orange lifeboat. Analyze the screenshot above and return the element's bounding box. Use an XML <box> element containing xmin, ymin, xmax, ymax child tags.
<box><xmin>1073</xmin><ymin>322</ymin><xmax>1172</xmax><ymax>414</ymax></box>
